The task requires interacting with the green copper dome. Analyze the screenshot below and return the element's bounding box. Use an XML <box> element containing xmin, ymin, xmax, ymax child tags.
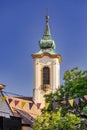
<box><xmin>39</xmin><ymin>15</ymin><xmax>56</xmax><ymax>52</ymax></box>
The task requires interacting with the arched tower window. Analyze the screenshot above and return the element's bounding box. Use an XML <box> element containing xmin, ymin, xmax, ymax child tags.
<box><xmin>43</xmin><ymin>67</ymin><xmax>50</xmax><ymax>84</ymax></box>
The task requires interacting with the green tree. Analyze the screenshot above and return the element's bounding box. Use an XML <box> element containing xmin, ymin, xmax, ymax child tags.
<box><xmin>63</xmin><ymin>67</ymin><xmax>87</xmax><ymax>98</ymax></box>
<box><xmin>60</xmin><ymin>67</ymin><xmax>87</xmax><ymax>124</ymax></box>
<box><xmin>33</xmin><ymin>111</ymin><xmax>80</xmax><ymax>130</ymax></box>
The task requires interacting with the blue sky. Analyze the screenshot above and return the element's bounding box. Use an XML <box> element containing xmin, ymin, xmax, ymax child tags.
<box><xmin>0</xmin><ymin>0</ymin><xmax>87</xmax><ymax>96</ymax></box>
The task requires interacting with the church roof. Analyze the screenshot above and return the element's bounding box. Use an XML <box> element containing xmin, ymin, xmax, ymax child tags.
<box><xmin>39</xmin><ymin>15</ymin><xmax>56</xmax><ymax>51</ymax></box>
<box><xmin>32</xmin><ymin>15</ymin><xmax>62</xmax><ymax>63</ymax></box>
<box><xmin>32</xmin><ymin>15</ymin><xmax>61</xmax><ymax>60</ymax></box>
<box><xmin>36</xmin><ymin>15</ymin><xmax>57</xmax><ymax>55</ymax></box>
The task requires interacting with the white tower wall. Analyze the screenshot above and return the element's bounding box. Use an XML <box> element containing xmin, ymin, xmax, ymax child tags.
<box><xmin>33</xmin><ymin>56</ymin><xmax>60</xmax><ymax>108</ymax></box>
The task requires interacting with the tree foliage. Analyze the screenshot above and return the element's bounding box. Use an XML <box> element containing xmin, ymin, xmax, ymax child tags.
<box><xmin>63</xmin><ymin>67</ymin><xmax>87</xmax><ymax>98</ymax></box>
<box><xmin>33</xmin><ymin>111</ymin><xmax>81</xmax><ymax>130</ymax></box>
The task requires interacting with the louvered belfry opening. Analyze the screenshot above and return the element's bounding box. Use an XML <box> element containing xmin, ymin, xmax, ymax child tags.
<box><xmin>43</xmin><ymin>67</ymin><xmax>50</xmax><ymax>91</ymax></box>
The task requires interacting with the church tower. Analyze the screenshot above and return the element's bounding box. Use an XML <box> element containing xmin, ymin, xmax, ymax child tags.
<box><xmin>32</xmin><ymin>15</ymin><xmax>62</xmax><ymax>108</ymax></box>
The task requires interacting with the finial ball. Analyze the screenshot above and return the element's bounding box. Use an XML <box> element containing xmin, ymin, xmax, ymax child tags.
<box><xmin>46</xmin><ymin>15</ymin><xmax>50</xmax><ymax>22</ymax></box>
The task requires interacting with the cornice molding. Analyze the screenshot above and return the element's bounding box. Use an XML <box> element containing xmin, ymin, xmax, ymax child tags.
<box><xmin>32</xmin><ymin>53</ymin><xmax>62</xmax><ymax>63</ymax></box>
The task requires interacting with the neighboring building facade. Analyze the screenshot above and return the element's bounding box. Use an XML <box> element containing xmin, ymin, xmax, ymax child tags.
<box><xmin>0</xmin><ymin>84</ymin><xmax>21</xmax><ymax>130</ymax></box>
<box><xmin>0</xmin><ymin>116</ymin><xmax>21</xmax><ymax>130</ymax></box>
<box><xmin>0</xmin><ymin>84</ymin><xmax>36</xmax><ymax>130</ymax></box>
<box><xmin>32</xmin><ymin>15</ymin><xmax>62</xmax><ymax>108</ymax></box>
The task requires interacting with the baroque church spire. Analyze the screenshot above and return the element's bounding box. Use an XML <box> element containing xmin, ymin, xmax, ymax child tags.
<box><xmin>39</xmin><ymin>15</ymin><xmax>56</xmax><ymax>52</ymax></box>
<box><xmin>32</xmin><ymin>14</ymin><xmax>62</xmax><ymax>108</ymax></box>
